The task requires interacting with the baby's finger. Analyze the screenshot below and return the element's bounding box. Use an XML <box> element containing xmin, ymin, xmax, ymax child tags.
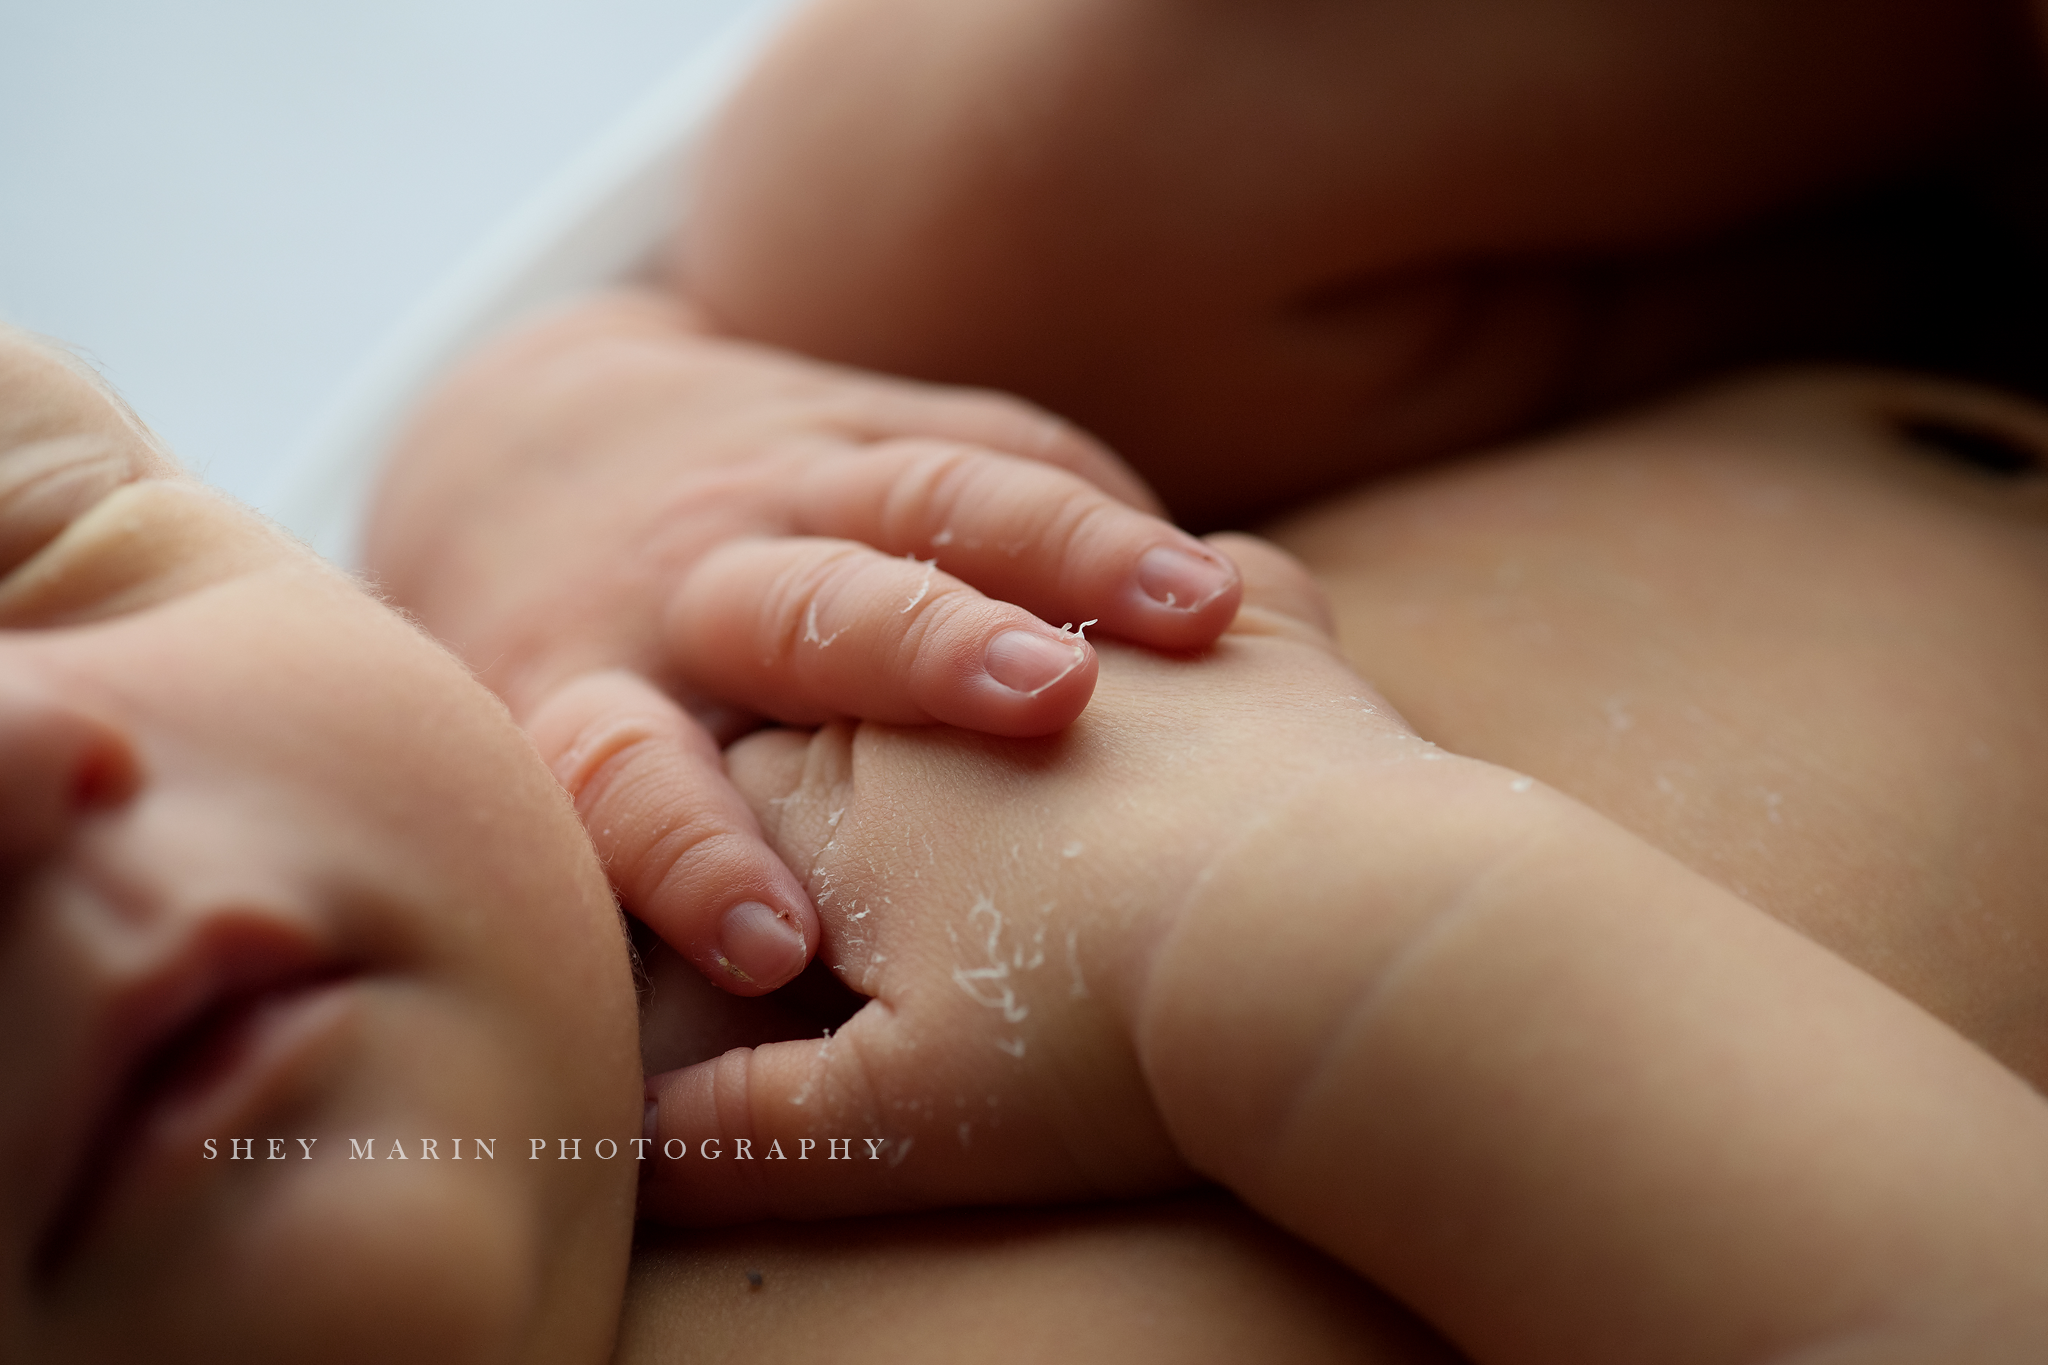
<box><xmin>638</xmin><ymin>1011</ymin><xmax>1187</xmax><ymax>1225</ymax></box>
<box><xmin>525</xmin><ymin>670</ymin><xmax>818</xmax><ymax>995</ymax></box>
<box><xmin>670</xmin><ymin>537</ymin><xmax>1100</xmax><ymax>737</ymax></box>
<box><xmin>640</xmin><ymin>1030</ymin><xmax>924</xmax><ymax>1224</ymax></box>
<box><xmin>840</xmin><ymin>381</ymin><xmax>1166</xmax><ymax>514</ymax></box>
<box><xmin>1205</xmin><ymin>532</ymin><xmax>1338</xmax><ymax>640</ymax></box>
<box><xmin>791</xmin><ymin>440</ymin><xmax>1241</xmax><ymax>652</ymax></box>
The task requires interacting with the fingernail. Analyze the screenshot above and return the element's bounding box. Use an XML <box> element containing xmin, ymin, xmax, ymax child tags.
<box><xmin>715</xmin><ymin>901</ymin><xmax>808</xmax><ymax>986</ymax></box>
<box><xmin>1136</xmin><ymin>544</ymin><xmax>1230</xmax><ymax>611</ymax></box>
<box><xmin>983</xmin><ymin>628</ymin><xmax>1084</xmax><ymax>696</ymax></box>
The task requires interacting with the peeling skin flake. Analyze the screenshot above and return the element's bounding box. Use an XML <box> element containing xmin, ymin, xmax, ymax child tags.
<box><xmin>1065</xmin><ymin>927</ymin><xmax>1089</xmax><ymax>999</ymax></box>
<box><xmin>901</xmin><ymin>555</ymin><xmax>937</xmax><ymax>613</ymax></box>
<box><xmin>948</xmin><ymin>895</ymin><xmax>1036</xmax><ymax>1023</ymax></box>
<box><xmin>788</xmin><ymin>1025</ymin><xmax>836</xmax><ymax>1107</ymax></box>
<box><xmin>802</xmin><ymin>600</ymin><xmax>844</xmax><ymax>648</ymax></box>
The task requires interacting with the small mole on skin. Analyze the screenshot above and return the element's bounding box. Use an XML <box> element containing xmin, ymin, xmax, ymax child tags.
<box><xmin>746</xmin><ymin>1270</ymin><xmax>765</xmax><ymax>1291</ymax></box>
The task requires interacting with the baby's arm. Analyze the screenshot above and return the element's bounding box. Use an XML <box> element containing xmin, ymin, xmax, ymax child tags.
<box><xmin>368</xmin><ymin>288</ymin><xmax>1239</xmax><ymax>992</ymax></box>
<box><xmin>644</xmin><ymin>539</ymin><xmax>2048</xmax><ymax>1360</ymax></box>
<box><xmin>1146</xmin><ymin>766</ymin><xmax>2048</xmax><ymax>1361</ymax></box>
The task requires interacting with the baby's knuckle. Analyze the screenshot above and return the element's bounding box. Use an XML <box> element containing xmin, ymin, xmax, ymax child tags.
<box><xmin>643</xmin><ymin>822</ymin><xmax>756</xmax><ymax>907</ymax></box>
<box><xmin>874</xmin><ymin>440</ymin><xmax>989</xmax><ymax>544</ymax></box>
<box><xmin>1017</xmin><ymin>483</ymin><xmax>1119</xmax><ymax>583</ymax></box>
<box><xmin>931</xmin><ymin>443</ymin><xmax>1104</xmax><ymax>559</ymax></box>
<box><xmin>757</xmin><ymin>542</ymin><xmax>871</xmax><ymax>663</ymax></box>
<box><xmin>552</xmin><ymin>711</ymin><xmax>668</xmax><ymax>812</ymax></box>
<box><xmin>890</xmin><ymin>582</ymin><xmax>986</xmax><ymax>669</ymax></box>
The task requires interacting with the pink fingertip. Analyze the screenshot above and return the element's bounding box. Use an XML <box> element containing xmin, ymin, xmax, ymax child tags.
<box><xmin>983</xmin><ymin>628</ymin><xmax>1088</xmax><ymax>697</ymax></box>
<box><xmin>714</xmin><ymin>900</ymin><xmax>809</xmax><ymax>987</ymax></box>
<box><xmin>1136</xmin><ymin>543</ymin><xmax>1234</xmax><ymax>613</ymax></box>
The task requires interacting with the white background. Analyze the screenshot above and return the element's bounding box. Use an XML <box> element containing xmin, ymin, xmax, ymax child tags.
<box><xmin>1</xmin><ymin>0</ymin><xmax>754</xmax><ymax>516</ymax></box>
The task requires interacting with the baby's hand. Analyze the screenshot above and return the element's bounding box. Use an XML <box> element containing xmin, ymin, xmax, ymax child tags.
<box><xmin>638</xmin><ymin>535</ymin><xmax>1453</xmax><ymax>1220</ymax></box>
<box><xmin>638</xmin><ymin>531</ymin><xmax>2048</xmax><ymax>1365</ymax></box>
<box><xmin>368</xmin><ymin>289</ymin><xmax>1239</xmax><ymax>995</ymax></box>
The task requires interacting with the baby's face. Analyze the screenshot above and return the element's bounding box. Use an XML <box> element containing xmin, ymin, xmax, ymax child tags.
<box><xmin>0</xmin><ymin>338</ymin><xmax>641</xmax><ymax>1362</ymax></box>
<box><xmin>1268</xmin><ymin>367</ymin><xmax>2048</xmax><ymax>1084</ymax></box>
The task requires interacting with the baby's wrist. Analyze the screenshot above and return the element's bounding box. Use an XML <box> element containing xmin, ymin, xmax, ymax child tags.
<box><xmin>1128</xmin><ymin>755</ymin><xmax>1577</xmax><ymax>1192</ymax></box>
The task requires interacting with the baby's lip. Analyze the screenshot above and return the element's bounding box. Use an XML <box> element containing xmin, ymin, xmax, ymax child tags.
<box><xmin>34</xmin><ymin>911</ymin><xmax>349</xmax><ymax>1274</ymax></box>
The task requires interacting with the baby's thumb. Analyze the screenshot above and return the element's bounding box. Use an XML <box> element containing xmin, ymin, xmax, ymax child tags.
<box><xmin>637</xmin><ymin>1033</ymin><xmax>920</xmax><ymax>1224</ymax></box>
<box><xmin>637</xmin><ymin>1007</ymin><xmax>1152</xmax><ymax>1225</ymax></box>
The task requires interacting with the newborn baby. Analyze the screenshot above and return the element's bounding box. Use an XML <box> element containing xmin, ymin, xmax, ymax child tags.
<box><xmin>0</xmin><ymin>327</ymin><xmax>642</xmax><ymax>1363</ymax></box>
<box><xmin>360</xmin><ymin>1</ymin><xmax>2048</xmax><ymax>1356</ymax></box>
<box><xmin>361</xmin><ymin>268</ymin><xmax>2048</xmax><ymax>1362</ymax></box>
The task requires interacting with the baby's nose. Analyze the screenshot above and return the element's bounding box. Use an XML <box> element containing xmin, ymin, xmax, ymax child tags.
<box><xmin>0</xmin><ymin>673</ymin><xmax>139</xmax><ymax>867</ymax></box>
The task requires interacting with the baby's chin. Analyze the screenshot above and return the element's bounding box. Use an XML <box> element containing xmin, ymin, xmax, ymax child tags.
<box><xmin>32</xmin><ymin>1013</ymin><xmax>634</xmax><ymax>1365</ymax></box>
<box><xmin>203</xmin><ymin>1164</ymin><xmax>539</xmax><ymax>1364</ymax></box>
<box><xmin>244</xmin><ymin>1146</ymin><xmax>631</xmax><ymax>1365</ymax></box>
<box><xmin>60</xmin><ymin>1169</ymin><xmax>556</xmax><ymax>1364</ymax></box>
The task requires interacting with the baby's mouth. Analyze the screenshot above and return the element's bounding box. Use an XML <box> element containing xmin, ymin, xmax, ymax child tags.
<box><xmin>36</xmin><ymin>937</ymin><xmax>357</xmax><ymax>1278</ymax></box>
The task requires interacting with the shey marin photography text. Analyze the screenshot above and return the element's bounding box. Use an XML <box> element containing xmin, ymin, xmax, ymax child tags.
<box><xmin>202</xmin><ymin>1135</ymin><xmax>894</xmax><ymax>1162</ymax></box>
